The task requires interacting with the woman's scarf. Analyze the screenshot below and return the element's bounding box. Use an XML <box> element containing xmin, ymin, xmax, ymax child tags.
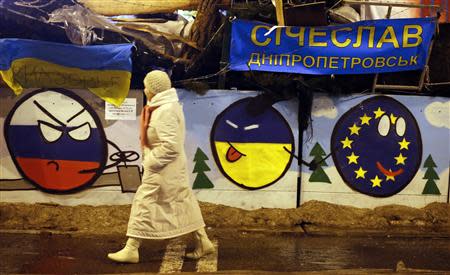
<box><xmin>140</xmin><ymin>105</ymin><xmax>157</xmax><ymax>148</ymax></box>
<box><xmin>140</xmin><ymin>88</ymin><xmax>178</xmax><ymax>148</ymax></box>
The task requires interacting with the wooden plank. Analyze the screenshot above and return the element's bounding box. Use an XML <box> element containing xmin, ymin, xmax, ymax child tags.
<box><xmin>274</xmin><ymin>0</ymin><xmax>285</xmax><ymax>26</ymax></box>
<box><xmin>78</xmin><ymin>0</ymin><xmax>230</xmax><ymax>16</ymax></box>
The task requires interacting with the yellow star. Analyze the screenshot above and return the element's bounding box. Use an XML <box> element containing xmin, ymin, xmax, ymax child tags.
<box><xmin>340</xmin><ymin>137</ymin><xmax>353</xmax><ymax>149</ymax></box>
<box><xmin>348</xmin><ymin>124</ymin><xmax>361</xmax><ymax>136</ymax></box>
<box><xmin>360</xmin><ymin>114</ymin><xmax>372</xmax><ymax>125</ymax></box>
<box><xmin>385</xmin><ymin>170</ymin><xmax>396</xmax><ymax>182</ymax></box>
<box><xmin>390</xmin><ymin>113</ymin><xmax>398</xmax><ymax>124</ymax></box>
<box><xmin>347</xmin><ymin>152</ymin><xmax>359</xmax><ymax>164</ymax></box>
<box><xmin>398</xmin><ymin>138</ymin><xmax>410</xmax><ymax>150</ymax></box>
<box><xmin>370</xmin><ymin>175</ymin><xmax>383</xmax><ymax>188</ymax></box>
<box><xmin>373</xmin><ymin>107</ymin><xmax>385</xmax><ymax>119</ymax></box>
<box><xmin>394</xmin><ymin>153</ymin><xmax>407</xmax><ymax>165</ymax></box>
<box><xmin>354</xmin><ymin>167</ymin><xmax>367</xmax><ymax>179</ymax></box>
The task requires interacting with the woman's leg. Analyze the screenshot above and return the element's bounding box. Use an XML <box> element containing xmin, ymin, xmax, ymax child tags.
<box><xmin>185</xmin><ymin>227</ymin><xmax>215</xmax><ymax>259</ymax></box>
<box><xmin>107</xmin><ymin>237</ymin><xmax>142</xmax><ymax>263</ymax></box>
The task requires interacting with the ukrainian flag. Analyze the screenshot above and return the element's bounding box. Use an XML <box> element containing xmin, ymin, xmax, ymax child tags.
<box><xmin>0</xmin><ymin>38</ymin><xmax>133</xmax><ymax>106</ymax></box>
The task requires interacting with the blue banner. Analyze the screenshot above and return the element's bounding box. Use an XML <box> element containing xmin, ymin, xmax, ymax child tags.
<box><xmin>230</xmin><ymin>18</ymin><xmax>436</xmax><ymax>75</ymax></box>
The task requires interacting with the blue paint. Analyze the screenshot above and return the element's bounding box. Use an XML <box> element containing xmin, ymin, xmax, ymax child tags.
<box><xmin>331</xmin><ymin>96</ymin><xmax>422</xmax><ymax>197</ymax></box>
<box><xmin>7</xmin><ymin>125</ymin><xmax>104</xmax><ymax>162</ymax></box>
<box><xmin>212</xmin><ymin>97</ymin><xmax>293</xmax><ymax>143</ymax></box>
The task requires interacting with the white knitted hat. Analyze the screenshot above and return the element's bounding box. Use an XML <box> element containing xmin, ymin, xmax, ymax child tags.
<box><xmin>143</xmin><ymin>70</ymin><xmax>171</xmax><ymax>95</ymax></box>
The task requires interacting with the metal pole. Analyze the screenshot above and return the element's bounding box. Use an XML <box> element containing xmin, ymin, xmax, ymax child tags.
<box><xmin>297</xmin><ymin>97</ymin><xmax>303</xmax><ymax>207</ymax></box>
<box><xmin>448</xmin><ymin>167</ymin><xmax>450</xmax><ymax>204</ymax></box>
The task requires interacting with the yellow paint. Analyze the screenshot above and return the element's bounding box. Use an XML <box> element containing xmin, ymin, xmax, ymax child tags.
<box><xmin>214</xmin><ymin>142</ymin><xmax>292</xmax><ymax>189</ymax></box>
<box><xmin>376</xmin><ymin>26</ymin><xmax>400</xmax><ymax>48</ymax></box>
<box><xmin>370</xmin><ymin>175</ymin><xmax>383</xmax><ymax>188</ymax></box>
<box><xmin>390</xmin><ymin>113</ymin><xmax>398</xmax><ymax>124</ymax></box>
<box><xmin>359</xmin><ymin>113</ymin><xmax>372</xmax><ymax>125</ymax></box>
<box><xmin>331</xmin><ymin>28</ymin><xmax>352</xmax><ymax>48</ymax></box>
<box><xmin>348</xmin><ymin>124</ymin><xmax>361</xmax><ymax>136</ymax></box>
<box><xmin>373</xmin><ymin>107</ymin><xmax>385</xmax><ymax>119</ymax></box>
<box><xmin>398</xmin><ymin>138</ymin><xmax>410</xmax><ymax>150</ymax></box>
<box><xmin>394</xmin><ymin>153</ymin><xmax>407</xmax><ymax>165</ymax></box>
<box><xmin>354</xmin><ymin>167</ymin><xmax>367</xmax><ymax>179</ymax></box>
<box><xmin>346</xmin><ymin>152</ymin><xmax>359</xmax><ymax>164</ymax></box>
<box><xmin>385</xmin><ymin>170</ymin><xmax>396</xmax><ymax>182</ymax></box>
<box><xmin>403</xmin><ymin>25</ymin><xmax>423</xmax><ymax>48</ymax></box>
<box><xmin>250</xmin><ymin>25</ymin><xmax>272</xmax><ymax>46</ymax></box>
<box><xmin>340</xmin><ymin>137</ymin><xmax>353</xmax><ymax>149</ymax></box>
<box><xmin>0</xmin><ymin>58</ymin><xmax>131</xmax><ymax>106</ymax></box>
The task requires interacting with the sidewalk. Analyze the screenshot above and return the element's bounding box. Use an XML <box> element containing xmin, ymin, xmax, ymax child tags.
<box><xmin>1</xmin><ymin>200</ymin><xmax>449</xmax><ymax>238</ymax></box>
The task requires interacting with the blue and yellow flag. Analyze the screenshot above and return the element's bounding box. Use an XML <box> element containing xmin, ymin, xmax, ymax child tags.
<box><xmin>230</xmin><ymin>18</ymin><xmax>436</xmax><ymax>75</ymax></box>
<box><xmin>0</xmin><ymin>39</ymin><xmax>133</xmax><ymax>106</ymax></box>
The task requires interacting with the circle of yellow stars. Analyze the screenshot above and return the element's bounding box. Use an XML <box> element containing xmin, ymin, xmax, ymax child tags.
<box><xmin>340</xmin><ymin>107</ymin><xmax>410</xmax><ymax>188</ymax></box>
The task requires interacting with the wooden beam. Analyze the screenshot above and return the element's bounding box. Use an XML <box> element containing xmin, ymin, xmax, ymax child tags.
<box><xmin>274</xmin><ymin>0</ymin><xmax>285</xmax><ymax>26</ymax></box>
<box><xmin>78</xmin><ymin>0</ymin><xmax>230</xmax><ymax>16</ymax></box>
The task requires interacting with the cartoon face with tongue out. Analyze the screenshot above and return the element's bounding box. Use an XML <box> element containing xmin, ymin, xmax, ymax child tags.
<box><xmin>331</xmin><ymin>96</ymin><xmax>422</xmax><ymax>197</ymax></box>
<box><xmin>4</xmin><ymin>89</ymin><xmax>107</xmax><ymax>193</ymax></box>
<box><xmin>210</xmin><ymin>97</ymin><xmax>294</xmax><ymax>190</ymax></box>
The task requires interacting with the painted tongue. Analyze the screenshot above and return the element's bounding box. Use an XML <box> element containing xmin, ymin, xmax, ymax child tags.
<box><xmin>226</xmin><ymin>145</ymin><xmax>242</xmax><ymax>162</ymax></box>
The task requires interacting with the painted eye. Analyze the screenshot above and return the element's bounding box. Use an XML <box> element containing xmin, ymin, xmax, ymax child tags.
<box><xmin>244</xmin><ymin>124</ymin><xmax>259</xmax><ymax>130</ymax></box>
<box><xmin>378</xmin><ymin>114</ymin><xmax>390</xmax><ymax>136</ymax></box>
<box><xmin>226</xmin><ymin>120</ymin><xmax>238</xmax><ymax>129</ymax></box>
<box><xmin>38</xmin><ymin>120</ymin><xmax>63</xmax><ymax>143</ymax></box>
<box><xmin>68</xmin><ymin>122</ymin><xmax>91</xmax><ymax>141</ymax></box>
<box><xmin>396</xmin><ymin>117</ymin><xmax>406</xmax><ymax>137</ymax></box>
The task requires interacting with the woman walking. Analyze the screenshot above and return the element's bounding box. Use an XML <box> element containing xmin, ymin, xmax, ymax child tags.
<box><xmin>108</xmin><ymin>70</ymin><xmax>214</xmax><ymax>263</ymax></box>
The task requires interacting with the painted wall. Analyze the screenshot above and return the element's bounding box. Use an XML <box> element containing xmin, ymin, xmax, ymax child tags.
<box><xmin>0</xmin><ymin>88</ymin><xmax>300</xmax><ymax>209</ymax></box>
<box><xmin>0</xmin><ymin>88</ymin><xmax>143</xmax><ymax>205</ymax></box>
<box><xmin>302</xmin><ymin>94</ymin><xmax>449</xmax><ymax>208</ymax></box>
<box><xmin>1</xmin><ymin>88</ymin><xmax>448</xmax><ymax>209</ymax></box>
<box><xmin>181</xmin><ymin>90</ymin><xmax>300</xmax><ymax>209</ymax></box>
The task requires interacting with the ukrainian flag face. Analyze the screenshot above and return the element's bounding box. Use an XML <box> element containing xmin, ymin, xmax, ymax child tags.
<box><xmin>4</xmin><ymin>89</ymin><xmax>107</xmax><ymax>193</ymax></box>
<box><xmin>210</xmin><ymin>98</ymin><xmax>294</xmax><ymax>190</ymax></box>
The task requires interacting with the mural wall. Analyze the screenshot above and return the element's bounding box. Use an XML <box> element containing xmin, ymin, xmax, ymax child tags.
<box><xmin>0</xmin><ymin>88</ymin><xmax>143</xmax><ymax>205</ymax></box>
<box><xmin>302</xmin><ymin>94</ymin><xmax>449</xmax><ymax>208</ymax></box>
<box><xmin>180</xmin><ymin>90</ymin><xmax>300</xmax><ymax>209</ymax></box>
<box><xmin>1</xmin><ymin>88</ymin><xmax>448</xmax><ymax>209</ymax></box>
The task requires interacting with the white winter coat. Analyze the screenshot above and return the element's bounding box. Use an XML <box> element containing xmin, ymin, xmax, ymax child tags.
<box><xmin>127</xmin><ymin>88</ymin><xmax>205</xmax><ymax>239</ymax></box>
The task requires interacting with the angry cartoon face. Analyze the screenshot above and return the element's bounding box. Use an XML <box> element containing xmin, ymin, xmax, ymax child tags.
<box><xmin>4</xmin><ymin>89</ymin><xmax>107</xmax><ymax>193</ymax></box>
<box><xmin>331</xmin><ymin>96</ymin><xmax>422</xmax><ymax>197</ymax></box>
<box><xmin>210</xmin><ymin>97</ymin><xmax>294</xmax><ymax>190</ymax></box>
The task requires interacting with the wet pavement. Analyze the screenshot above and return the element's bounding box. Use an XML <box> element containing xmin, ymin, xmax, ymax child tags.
<box><xmin>1</xmin><ymin>230</ymin><xmax>449</xmax><ymax>274</ymax></box>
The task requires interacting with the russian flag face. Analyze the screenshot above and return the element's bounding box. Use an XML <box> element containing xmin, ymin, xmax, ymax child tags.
<box><xmin>4</xmin><ymin>89</ymin><xmax>107</xmax><ymax>193</ymax></box>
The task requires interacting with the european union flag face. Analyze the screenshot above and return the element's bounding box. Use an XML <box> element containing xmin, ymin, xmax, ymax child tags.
<box><xmin>331</xmin><ymin>96</ymin><xmax>422</xmax><ymax>197</ymax></box>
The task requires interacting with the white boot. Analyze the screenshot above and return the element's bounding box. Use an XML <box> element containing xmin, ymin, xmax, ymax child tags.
<box><xmin>185</xmin><ymin>227</ymin><xmax>215</xmax><ymax>259</ymax></box>
<box><xmin>107</xmin><ymin>237</ymin><xmax>141</xmax><ymax>263</ymax></box>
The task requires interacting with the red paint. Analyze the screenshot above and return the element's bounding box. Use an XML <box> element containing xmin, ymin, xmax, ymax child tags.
<box><xmin>376</xmin><ymin>161</ymin><xmax>404</xmax><ymax>177</ymax></box>
<box><xmin>226</xmin><ymin>145</ymin><xmax>243</xmax><ymax>162</ymax></box>
<box><xmin>16</xmin><ymin>157</ymin><xmax>100</xmax><ymax>191</ymax></box>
